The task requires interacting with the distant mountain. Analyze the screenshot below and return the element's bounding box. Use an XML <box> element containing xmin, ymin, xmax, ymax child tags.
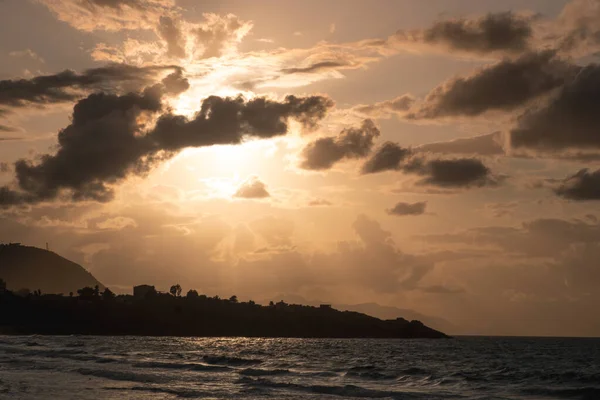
<box><xmin>0</xmin><ymin>244</ymin><xmax>103</xmax><ymax>294</ymax></box>
<box><xmin>262</xmin><ymin>294</ymin><xmax>459</xmax><ymax>334</ymax></box>
<box><xmin>333</xmin><ymin>303</ymin><xmax>459</xmax><ymax>335</ymax></box>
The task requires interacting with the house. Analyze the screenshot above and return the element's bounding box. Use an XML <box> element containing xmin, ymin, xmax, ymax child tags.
<box><xmin>133</xmin><ymin>284</ymin><xmax>156</xmax><ymax>298</ymax></box>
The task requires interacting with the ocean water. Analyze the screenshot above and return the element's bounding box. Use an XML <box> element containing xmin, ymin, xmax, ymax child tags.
<box><xmin>0</xmin><ymin>336</ymin><xmax>599</xmax><ymax>399</ymax></box>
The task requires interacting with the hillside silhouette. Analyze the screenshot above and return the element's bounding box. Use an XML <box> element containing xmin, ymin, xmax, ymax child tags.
<box><xmin>0</xmin><ymin>244</ymin><xmax>449</xmax><ymax>338</ymax></box>
<box><xmin>0</xmin><ymin>244</ymin><xmax>104</xmax><ymax>295</ymax></box>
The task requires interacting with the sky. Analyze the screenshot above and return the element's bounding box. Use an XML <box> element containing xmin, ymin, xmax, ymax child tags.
<box><xmin>1</xmin><ymin>0</ymin><xmax>600</xmax><ymax>337</ymax></box>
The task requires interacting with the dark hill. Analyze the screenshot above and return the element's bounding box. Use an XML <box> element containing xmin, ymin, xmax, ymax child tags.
<box><xmin>0</xmin><ymin>244</ymin><xmax>103</xmax><ymax>294</ymax></box>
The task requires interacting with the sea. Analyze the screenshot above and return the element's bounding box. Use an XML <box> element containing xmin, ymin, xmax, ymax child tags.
<box><xmin>0</xmin><ymin>336</ymin><xmax>598</xmax><ymax>400</ymax></box>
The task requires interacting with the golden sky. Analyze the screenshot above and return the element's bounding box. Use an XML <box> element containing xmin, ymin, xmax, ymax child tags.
<box><xmin>1</xmin><ymin>0</ymin><xmax>600</xmax><ymax>336</ymax></box>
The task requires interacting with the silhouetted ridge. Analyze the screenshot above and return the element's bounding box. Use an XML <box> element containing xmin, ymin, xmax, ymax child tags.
<box><xmin>0</xmin><ymin>244</ymin><xmax>103</xmax><ymax>294</ymax></box>
<box><xmin>0</xmin><ymin>245</ymin><xmax>449</xmax><ymax>338</ymax></box>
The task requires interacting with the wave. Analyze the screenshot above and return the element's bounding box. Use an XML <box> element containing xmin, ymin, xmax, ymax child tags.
<box><xmin>345</xmin><ymin>369</ymin><xmax>398</xmax><ymax>380</ymax></box>
<box><xmin>133</xmin><ymin>361</ymin><xmax>231</xmax><ymax>372</ymax></box>
<box><xmin>236</xmin><ymin>377</ymin><xmax>433</xmax><ymax>399</ymax></box>
<box><xmin>75</xmin><ymin>368</ymin><xmax>172</xmax><ymax>384</ymax></box>
<box><xmin>202</xmin><ymin>355</ymin><xmax>262</xmax><ymax>366</ymax></box>
<box><xmin>239</xmin><ymin>368</ymin><xmax>291</xmax><ymax>376</ymax></box>
<box><xmin>521</xmin><ymin>386</ymin><xmax>600</xmax><ymax>400</ymax></box>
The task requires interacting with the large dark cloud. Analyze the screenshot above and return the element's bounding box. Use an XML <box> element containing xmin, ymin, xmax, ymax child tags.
<box><xmin>300</xmin><ymin>119</ymin><xmax>379</xmax><ymax>170</ymax></box>
<box><xmin>0</xmin><ymin>64</ymin><xmax>181</xmax><ymax>109</ymax></box>
<box><xmin>0</xmin><ymin>85</ymin><xmax>332</xmax><ymax>206</ymax></box>
<box><xmin>362</xmin><ymin>143</ymin><xmax>499</xmax><ymax>188</ymax></box>
<box><xmin>510</xmin><ymin>64</ymin><xmax>600</xmax><ymax>151</ymax></box>
<box><xmin>422</xmin><ymin>12</ymin><xmax>534</xmax><ymax>54</ymax></box>
<box><xmin>409</xmin><ymin>51</ymin><xmax>575</xmax><ymax>119</ymax></box>
<box><xmin>387</xmin><ymin>201</ymin><xmax>427</xmax><ymax>216</ymax></box>
<box><xmin>394</xmin><ymin>12</ymin><xmax>534</xmax><ymax>55</ymax></box>
<box><xmin>555</xmin><ymin>169</ymin><xmax>600</xmax><ymax>201</ymax></box>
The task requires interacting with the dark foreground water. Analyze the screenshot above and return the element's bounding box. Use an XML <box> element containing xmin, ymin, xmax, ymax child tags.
<box><xmin>0</xmin><ymin>336</ymin><xmax>599</xmax><ymax>399</ymax></box>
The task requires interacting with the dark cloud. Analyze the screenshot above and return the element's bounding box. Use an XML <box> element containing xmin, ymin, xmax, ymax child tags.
<box><xmin>151</xmin><ymin>94</ymin><xmax>333</xmax><ymax>150</ymax></box>
<box><xmin>555</xmin><ymin>169</ymin><xmax>600</xmax><ymax>201</ymax></box>
<box><xmin>234</xmin><ymin>178</ymin><xmax>270</xmax><ymax>199</ymax></box>
<box><xmin>416</xmin><ymin>158</ymin><xmax>499</xmax><ymax>188</ymax></box>
<box><xmin>0</xmin><ymin>88</ymin><xmax>332</xmax><ymax>206</ymax></box>
<box><xmin>158</xmin><ymin>16</ymin><xmax>187</xmax><ymax>59</ymax></box>
<box><xmin>361</xmin><ymin>142</ymin><xmax>411</xmax><ymax>174</ymax></box>
<box><xmin>300</xmin><ymin>119</ymin><xmax>379</xmax><ymax>170</ymax></box>
<box><xmin>510</xmin><ymin>64</ymin><xmax>600</xmax><ymax>151</ymax></box>
<box><xmin>408</xmin><ymin>51</ymin><xmax>574</xmax><ymax>119</ymax></box>
<box><xmin>0</xmin><ymin>64</ymin><xmax>181</xmax><ymax>109</ymax></box>
<box><xmin>362</xmin><ymin>143</ymin><xmax>499</xmax><ymax>188</ymax></box>
<box><xmin>387</xmin><ymin>201</ymin><xmax>427</xmax><ymax>216</ymax></box>
<box><xmin>421</xmin><ymin>12</ymin><xmax>534</xmax><ymax>54</ymax></box>
<box><xmin>281</xmin><ymin>61</ymin><xmax>348</xmax><ymax>75</ymax></box>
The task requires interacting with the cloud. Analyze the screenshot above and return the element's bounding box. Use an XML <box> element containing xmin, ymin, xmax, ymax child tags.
<box><xmin>308</xmin><ymin>198</ymin><xmax>332</xmax><ymax>207</ymax></box>
<box><xmin>353</xmin><ymin>95</ymin><xmax>415</xmax><ymax>118</ymax></box>
<box><xmin>281</xmin><ymin>61</ymin><xmax>349</xmax><ymax>75</ymax></box>
<box><xmin>362</xmin><ymin>143</ymin><xmax>500</xmax><ymax>188</ymax></box>
<box><xmin>408</xmin><ymin>51</ymin><xmax>574</xmax><ymax>119</ymax></box>
<box><xmin>157</xmin><ymin>16</ymin><xmax>186</xmax><ymax>59</ymax></box>
<box><xmin>0</xmin><ymin>125</ymin><xmax>17</xmax><ymax>133</ymax></box>
<box><xmin>36</xmin><ymin>0</ymin><xmax>176</xmax><ymax>31</ymax></box>
<box><xmin>553</xmin><ymin>0</ymin><xmax>600</xmax><ymax>57</ymax></box>
<box><xmin>192</xmin><ymin>14</ymin><xmax>253</xmax><ymax>59</ymax></box>
<box><xmin>394</xmin><ymin>12</ymin><xmax>535</xmax><ymax>55</ymax></box>
<box><xmin>300</xmin><ymin>119</ymin><xmax>379</xmax><ymax>170</ymax></box>
<box><xmin>417</xmin><ymin>132</ymin><xmax>506</xmax><ymax>157</ymax></box>
<box><xmin>386</xmin><ymin>201</ymin><xmax>427</xmax><ymax>216</ymax></box>
<box><xmin>0</xmin><ymin>64</ymin><xmax>181</xmax><ymax>109</ymax></box>
<box><xmin>9</xmin><ymin>49</ymin><xmax>45</xmax><ymax>64</ymax></box>
<box><xmin>249</xmin><ymin>216</ymin><xmax>294</xmax><ymax>246</ymax></box>
<box><xmin>555</xmin><ymin>169</ymin><xmax>600</xmax><ymax>201</ymax></box>
<box><xmin>361</xmin><ymin>142</ymin><xmax>412</xmax><ymax>174</ymax></box>
<box><xmin>510</xmin><ymin>64</ymin><xmax>600</xmax><ymax>152</ymax></box>
<box><xmin>234</xmin><ymin>178</ymin><xmax>270</xmax><ymax>199</ymax></box>
<box><xmin>0</xmin><ymin>88</ymin><xmax>332</xmax><ymax>206</ymax></box>
<box><xmin>416</xmin><ymin>158</ymin><xmax>500</xmax><ymax>188</ymax></box>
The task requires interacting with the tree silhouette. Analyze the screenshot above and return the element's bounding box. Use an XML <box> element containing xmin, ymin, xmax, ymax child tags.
<box><xmin>102</xmin><ymin>288</ymin><xmax>115</xmax><ymax>300</ymax></box>
<box><xmin>170</xmin><ymin>284</ymin><xmax>182</xmax><ymax>297</ymax></box>
<box><xmin>186</xmin><ymin>289</ymin><xmax>199</xmax><ymax>298</ymax></box>
<box><xmin>77</xmin><ymin>287</ymin><xmax>96</xmax><ymax>300</ymax></box>
<box><xmin>229</xmin><ymin>295</ymin><xmax>238</xmax><ymax>303</ymax></box>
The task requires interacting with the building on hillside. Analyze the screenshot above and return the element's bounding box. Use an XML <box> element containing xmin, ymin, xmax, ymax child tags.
<box><xmin>320</xmin><ymin>304</ymin><xmax>332</xmax><ymax>310</ymax></box>
<box><xmin>133</xmin><ymin>284</ymin><xmax>157</xmax><ymax>299</ymax></box>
